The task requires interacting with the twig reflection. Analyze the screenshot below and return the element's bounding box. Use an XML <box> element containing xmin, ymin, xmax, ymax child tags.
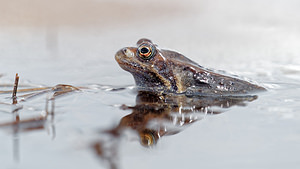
<box><xmin>0</xmin><ymin>76</ymin><xmax>79</xmax><ymax>162</ymax></box>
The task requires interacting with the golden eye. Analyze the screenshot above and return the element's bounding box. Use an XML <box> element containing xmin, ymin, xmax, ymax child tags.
<box><xmin>137</xmin><ymin>44</ymin><xmax>155</xmax><ymax>60</ymax></box>
<box><xmin>140</xmin><ymin>132</ymin><xmax>156</xmax><ymax>147</ymax></box>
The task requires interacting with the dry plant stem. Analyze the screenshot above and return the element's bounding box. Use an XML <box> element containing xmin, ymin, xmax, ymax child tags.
<box><xmin>12</xmin><ymin>73</ymin><xmax>19</xmax><ymax>104</ymax></box>
<box><xmin>0</xmin><ymin>87</ymin><xmax>51</xmax><ymax>94</ymax></box>
<box><xmin>12</xmin><ymin>74</ymin><xmax>20</xmax><ymax>163</ymax></box>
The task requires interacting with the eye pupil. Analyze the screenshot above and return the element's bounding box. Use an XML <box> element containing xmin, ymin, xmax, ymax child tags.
<box><xmin>137</xmin><ymin>44</ymin><xmax>155</xmax><ymax>60</ymax></box>
<box><xmin>140</xmin><ymin>47</ymin><xmax>149</xmax><ymax>54</ymax></box>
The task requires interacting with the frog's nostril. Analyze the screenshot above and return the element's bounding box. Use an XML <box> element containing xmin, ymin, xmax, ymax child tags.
<box><xmin>122</xmin><ymin>48</ymin><xmax>135</xmax><ymax>58</ymax></box>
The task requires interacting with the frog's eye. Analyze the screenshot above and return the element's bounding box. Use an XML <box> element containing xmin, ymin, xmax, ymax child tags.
<box><xmin>137</xmin><ymin>44</ymin><xmax>155</xmax><ymax>60</ymax></box>
<box><xmin>139</xmin><ymin>130</ymin><xmax>157</xmax><ymax>147</ymax></box>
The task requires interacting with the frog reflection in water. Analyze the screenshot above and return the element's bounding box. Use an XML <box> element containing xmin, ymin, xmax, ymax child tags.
<box><xmin>115</xmin><ymin>39</ymin><xmax>265</xmax><ymax>95</ymax></box>
<box><xmin>93</xmin><ymin>91</ymin><xmax>257</xmax><ymax>169</ymax></box>
<box><xmin>116</xmin><ymin>91</ymin><xmax>257</xmax><ymax>147</ymax></box>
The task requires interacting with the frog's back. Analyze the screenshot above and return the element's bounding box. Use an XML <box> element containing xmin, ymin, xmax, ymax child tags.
<box><xmin>161</xmin><ymin>49</ymin><xmax>266</xmax><ymax>95</ymax></box>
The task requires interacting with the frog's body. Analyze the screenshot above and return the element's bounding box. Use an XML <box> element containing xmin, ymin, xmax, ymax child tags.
<box><xmin>115</xmin><ymin>39</ymin><xmax>266</xmax><ymax>95</ymax></box>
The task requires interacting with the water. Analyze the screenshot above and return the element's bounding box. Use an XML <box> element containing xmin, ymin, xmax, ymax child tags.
<box><xmin>1</xmin><ymin>0</ymin><xmax>300</xmax><ymax>169</ymax></box>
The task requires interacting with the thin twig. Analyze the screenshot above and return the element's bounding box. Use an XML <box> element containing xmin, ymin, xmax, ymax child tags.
<box><xmin>0</xmin><ymin>87</ymin><xmax>51</xmax><ymax>94</ymax></box>
<box><xmin>12</xmin><ymin>73</ymin><xmax>19</xmax><ymax>105</ymax></box>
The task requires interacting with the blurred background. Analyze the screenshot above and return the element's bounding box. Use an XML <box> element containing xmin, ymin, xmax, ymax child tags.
<box><xmin>1</xmin><ymin>0</ymin><xmax>299</xmax><ymax>85</ymax></box>
<box><xmin>1</xmin><ymin>0</ymin><xmax>300</xmax><ymax>169</ymax></box>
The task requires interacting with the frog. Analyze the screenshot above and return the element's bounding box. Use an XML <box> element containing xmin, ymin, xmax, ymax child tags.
<box><xmin>115</xmin><ymin>38</ymin><xmax>266</xmax><ymax>95</ymax></box>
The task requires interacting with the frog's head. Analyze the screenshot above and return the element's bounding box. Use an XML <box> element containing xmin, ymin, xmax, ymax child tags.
<box><xmin>115</xmin><ymin>38</ymin><xmax>179</xmax><ymax>92</ymax></box>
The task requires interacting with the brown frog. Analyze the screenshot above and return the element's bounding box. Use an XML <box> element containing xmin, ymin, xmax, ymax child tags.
<box><xmin>115</xmin><ymin>39</ymin><xmax>266</xmax><ymax>95</ymax></box>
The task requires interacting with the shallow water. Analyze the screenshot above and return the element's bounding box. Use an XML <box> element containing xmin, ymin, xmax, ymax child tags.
<box><xmin>1</xmin><ymin>0</ymin><xmax>300</xmax><ymax>169</ymax></box>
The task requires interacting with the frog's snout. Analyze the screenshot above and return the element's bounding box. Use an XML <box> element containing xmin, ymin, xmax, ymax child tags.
<box><xmin>115</xmin><ymin>48</ymin><xmax>134</xmax><ymax>65</ymax></box>
<box><xmin>115</xmin><ymin>49</ymin><xmax>123</xmax><ymax>63</ymax></box>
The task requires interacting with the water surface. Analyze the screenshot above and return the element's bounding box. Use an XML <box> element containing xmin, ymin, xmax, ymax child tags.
<box><xmin>1</xmin><ymin>0</ymin><xmax>300</xmax><ymax>169</ymax></box>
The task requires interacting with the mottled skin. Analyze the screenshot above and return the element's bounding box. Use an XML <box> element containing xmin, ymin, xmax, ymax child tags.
<box><xmin>115</xmin><ymin>39</ymin><xmax>266</xmax><ymax>95</ymax></box>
